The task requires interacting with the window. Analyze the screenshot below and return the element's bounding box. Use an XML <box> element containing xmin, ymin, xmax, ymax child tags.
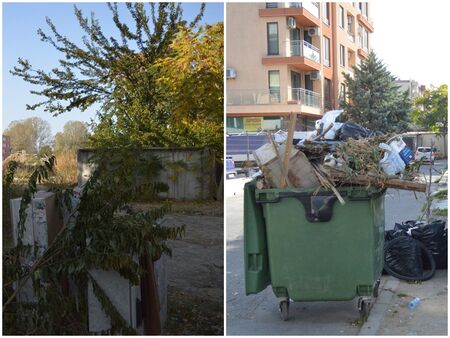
<box><xmin>347</xmin><ymin>15</ymin><xmax>353</xmax><ymax>34</ymax></box>
<box><xmin>266</xmin><ymin>3</ymin><xmax>278</xmax><ymax>8</ymax></box>
<box><xmin>358</xmin><ymin>23</ymin><xmax>363</xmax><ymax>48</ymax></box>
<box><xmin>268</xmin><ymin>70</ymin><xmax>280</xmax><ymax>103</ymax></box>
<box><xmin>324</xmin><ymin>78</ymin><xmax>332</xmax><ymax>110</ymax></box>
<box><xmin>339</xmin><ymin>6</ymin><xmax>345</xmax><ymax>28</ymax></box>
<box><xmin>359</xmin><ymin>2</ymin><xmax>368</xmax><ymax>17</ymax></box>
<box><xmin>291</xmin><ymin>71</ymin><xmax>301</xmax><ymax>100</ymax></box>
<box><xmin>340</xmin><ymin>45</ymin><xmax>345</xmax><ymax>67</ymax></box>
<box><xmin>323</xmin><ymin>3</ymin><xmax>330</xmax><ymax>25</ymax></box>
<box><xmin>364</xmin><ymin>29</ymin><xmax>369</xmax><ymax>50</ymax></box>
<box><xmin>323</xmin><ymin>36</ymin><xmax>330</xmax><ymax>67</ymax></box>
<box><xmin>340</xmin><ymin>83</ymin><xmax>346</xmax><ymax>103</ymax></box>
<box><xmin>267</xmin><ymin>23</ymin><xmax>279</xmax><ymax>55</ymax></box>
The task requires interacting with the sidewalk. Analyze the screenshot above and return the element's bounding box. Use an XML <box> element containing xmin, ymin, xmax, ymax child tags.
<box><xmin>360</xmin><ymin>271</ymin><xmax>447</xmax><ymax>335</ymax></box>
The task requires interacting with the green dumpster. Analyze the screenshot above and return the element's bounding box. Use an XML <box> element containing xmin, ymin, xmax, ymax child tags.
<box><xmin>244</xmin><ymin>180</ymin><xmax>386</xmax><ymax>320</ymax></box>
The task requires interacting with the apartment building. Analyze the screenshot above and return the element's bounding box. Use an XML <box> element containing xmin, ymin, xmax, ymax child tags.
<box><xmin>395</xmin><ymin>79</ymin><xmax>421</xmax><ymax>100</ymax></box>
<box><xmin>226</xmin><ymin>2</ymin><xmax>374</xmax><ymax>132</ymax></box>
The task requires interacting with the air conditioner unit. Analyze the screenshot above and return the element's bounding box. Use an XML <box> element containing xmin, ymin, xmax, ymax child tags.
<box><xmin>307</xmin><ymin>27</ymin><xmax>320</xmax><ymax>36</ymax></box>
<box><xmin>310</xmin><ymin>71</ymin><xmax>321</xmax><ymax>81</ymax></box>
<box><xmin>226</xmin><ymin>67</ymin><xmax>237</xmax><ymax>79</ymax></box>
<box><xmin>287</xmin><ymin>17</ymin><xmax>296</xmax><ymax>29</ymax></box>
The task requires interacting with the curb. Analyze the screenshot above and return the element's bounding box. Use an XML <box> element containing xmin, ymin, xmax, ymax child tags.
<box><xmin>358</xmin><ymin>277</ymin><xmax>400</xmax><ymax>335</ymax></box>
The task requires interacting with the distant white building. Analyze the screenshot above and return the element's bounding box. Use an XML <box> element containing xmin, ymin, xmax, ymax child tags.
<box><xmin>395</xmin><ymin>79</ymin><xmax>421</xmax><ymax>100</ymax></box>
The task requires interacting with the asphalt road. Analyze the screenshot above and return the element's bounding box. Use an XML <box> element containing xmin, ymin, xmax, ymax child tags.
<box><xmin>225</xmin><ymin>160</ymin><xmax>447</xmax><ymax>335</ymax></box>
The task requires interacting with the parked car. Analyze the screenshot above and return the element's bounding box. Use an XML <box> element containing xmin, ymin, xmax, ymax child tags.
<box><xmin>415</xmin><ymin>147</ymin><xmax>435</xmax><ymax>163</ymax></box>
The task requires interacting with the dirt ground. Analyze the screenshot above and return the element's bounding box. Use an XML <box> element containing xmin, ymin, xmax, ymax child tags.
<box><xmin>134</xmin><ymin>200</ymin><xmax>224</xmax><ymax>335</ymax></box>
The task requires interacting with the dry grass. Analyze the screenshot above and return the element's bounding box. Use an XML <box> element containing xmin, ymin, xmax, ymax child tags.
<box><xmin>335</xmin><ymin>135</ymin><xmax>393</xmax><ymax>176</ymax></box>
<box><xmin>52</xmin><ymin>150</ymin><xmax>78</xmax><ymax>185</ymax></box>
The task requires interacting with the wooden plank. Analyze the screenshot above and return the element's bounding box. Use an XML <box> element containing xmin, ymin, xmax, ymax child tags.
<box><xmin>330</xmin><ymin>172</ymin><xmax>426</xmax><ymax>192</ymax></box>
<box><xmin>267</xmin><ymin>131</ymin><xmax>292</xmax><ymax>187</ymax></box>
<box><xmin>281</xmin><ymin>112</ymin><xmax>297</xmax><ymax>188</ymax></box>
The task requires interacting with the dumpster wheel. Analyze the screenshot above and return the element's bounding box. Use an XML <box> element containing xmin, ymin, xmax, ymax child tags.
<box><xmin>358</xmin><ymin>297</ymin><xmax>371</xmax><ymax>320</ymax></box>
<box><xmin>373</xmin><ymin>279</ymin><xmax>381</xmax><ymax>298</ymax></box>
<box><xmin>279</xmin><ymin>300</ymin><xmax>289</xmax><ymax>321</ymax></box>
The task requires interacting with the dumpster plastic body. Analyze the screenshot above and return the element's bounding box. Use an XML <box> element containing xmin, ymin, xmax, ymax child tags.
<box><xmin>244</xmin><ymin>180</ymin><xmax>385</xmax><ymax>308</ymax></box>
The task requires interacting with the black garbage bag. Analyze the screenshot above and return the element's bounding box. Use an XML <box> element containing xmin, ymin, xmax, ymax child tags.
<box><xmin>336</xmin><ymin>122</ymin><xmax>382</xmax><ymax>141</ymax></box>
<box><xmin>385</xmin><ymin>236</ymin><xmax>423</xmax><ymax>278</ymax></box>
<box><xmin>393</xmin><ymin>220</ymin><xmax>447</xmax><ymax>270</ymax></box>
<box><xmin>433</xmin><ymin>229</ymin><xmax>447</xmax><ymax>269</ymax></box>
<box><xmin>385</xmin><ymin>229</ymin><xmax>407</xmax><ymax>241</ymax></box>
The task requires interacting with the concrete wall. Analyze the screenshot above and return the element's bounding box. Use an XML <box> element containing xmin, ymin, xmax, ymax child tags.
<box><xmin>402</xmin><ymin>132</ymin><xmax>448</xmax><ymax>158</ymax></box>
<box><xmin>77</xmin><ymin>148</ymin><xmax>217</xmax><ymax>200</ymax></box>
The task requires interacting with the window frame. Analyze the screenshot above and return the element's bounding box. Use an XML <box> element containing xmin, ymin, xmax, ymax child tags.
<box><xmin>267</xmin><ymin>22</ymin><xmax>279</xmax><ymax>55</ymax></box>
<box><xmin>268</xmin><ymin>70</ymin><xmax>281</xmax><ymax>103</ymax></box>
<box><xmin>323</xmin><ymin>36</ymin><xmax>330</xmax><ymax>67</ymax></box>
<box><xmin>324</xmin><ymin>78</ymin><xmax>332</xmax><ymax>110</ymax></box>
<box><xmin>323</xmin><ymin>2</ymin><xmax>330</xmax><ymax>25</ymax></box>
<box><xmin>266</xmin><ymin>3</ymin><xmax>278</xmax><ymax>9</ymax></box>
<box><xmin>340</xmin><ymin>45</ymin><xmax>345</xmax><ymax>67</ymax></box>
<box><xmin>339</xmin><ymin>5</ymin><xmax>345</xmax><ymax>29</ymax></box>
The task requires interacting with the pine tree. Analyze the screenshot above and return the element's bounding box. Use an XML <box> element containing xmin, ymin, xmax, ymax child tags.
<box><xmin>340</xmin><ymin>51</ymin><xmax>411</xmax><ymax>133</ymax></box>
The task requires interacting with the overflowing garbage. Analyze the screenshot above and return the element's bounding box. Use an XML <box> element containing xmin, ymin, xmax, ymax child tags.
<box><xmin>384</xmin><ymin>220</ymin><xmax>447</xmax><ymax>281</ymax></box>
<box><xmin>253</xmin><ymin>110</ymin><xmax>426</xmax><ymax>199</ymax></box>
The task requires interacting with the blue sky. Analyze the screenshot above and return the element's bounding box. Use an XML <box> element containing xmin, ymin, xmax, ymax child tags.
<box><xmin>2</xmin><ymin>2</ymin><xmax>224</xmax><ymax>135</ymax></box>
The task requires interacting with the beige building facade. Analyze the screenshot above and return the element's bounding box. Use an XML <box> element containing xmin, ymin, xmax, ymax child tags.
<box><xmin>226</xmin><ymin>2</ymin><xmax>374</xmax><ymax>132</ymax></box>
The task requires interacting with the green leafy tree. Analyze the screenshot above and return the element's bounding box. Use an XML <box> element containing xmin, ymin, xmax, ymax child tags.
<box><xmin>340</xmin><ymin>51</ymin><xmax>411</xmax><ymax>132</ymax></box>
<box><xmin>411</xmin><ymin>84</ymin><xmax>448</xmax><ymax>156</ymax></box>
<box><xmin>153</xmin><ymin>22</ymin><xmax>224</xmax><ymax>156</ymax></box>
<box><xmin>37</xmin><ymin>145</ymin><xmax>53</xmax><ymax>157</ymax></box>
<box><xmin>4</xmin><ymin>117</ymin><xmax>52</xmax><ymax>153</ymax></box>
<box><xmin>411</xmin><ymin>84</ymin><xmax>448</xmax><ymax>133</ymax></box>
<box><xmin>54</xmin><ymin>120</ymin><xmax>89</xmax><ymax>153</ymax></box>
<box><xmin>11</xmin><ymin>3</ymin><xmax>209</xmax><ymax>149</ymax></box>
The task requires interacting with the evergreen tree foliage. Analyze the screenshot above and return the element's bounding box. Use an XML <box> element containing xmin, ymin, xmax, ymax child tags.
<box><xmin>340</xmin><ymin>51</ymin><xmax>411</xmax><ymax>133</ymax></box>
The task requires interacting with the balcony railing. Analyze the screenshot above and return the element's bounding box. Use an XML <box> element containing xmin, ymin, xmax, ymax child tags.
<box><xmin>291</xmin><ymin>88</ymin><xmax>321</xmax><ymax>108</ymax></box>
<box><xmin>227</xmin><ymin>89</ymin><xmax>285</xmax><ymax>106</ymax></box>
<box><xmin>290</xmin><ymin>40</ymin><xmax>320</xmax><ymax>63</ymax></box>
<box><xmin>288</xmin><ymin>2</ymin><xmax>320</xmax><ymax>18</ymax></box>
<box><xmin>227</xmin><ymin>88</ymin><xmax>322</xmax><ymax>108</ymax></box>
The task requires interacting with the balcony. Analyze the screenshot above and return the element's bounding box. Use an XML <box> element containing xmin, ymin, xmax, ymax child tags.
<box><xmin>262</xmin><ymin>39</ymin><xmax>321</xmax><ymax>71</ymax></box>
<box><xmin>347</xmin><ymin>31</ymin><xmax>355</xmax><ymax>43</ymax></box>
<box><xmin>288</xmin><ymin>2</ymin><xmax>319</xmax><ymax>18</ymax></box>
<box><xmin>291</xmin><ymin>88</ymin><xmax>321</xmax><ymax>108</ymax></box>
<box><xmin>259</xmin><ymin>2</ymin><xmax>320</xmax><ymax>27</ymax></box>
<box><xmin>227</xmin><ymin>89</ymin><xmax>285</xmax><ymax>106</ymax></box>
<box><xmin>227</xmin><ymin>88</ymin><xmax>322</xmax><ymax>117</ymax></box>
<box><xmin>290</xmin><ymin>40</ymin><xmax>320</xmax><ymax>62</ymax></box>
<box><xmin>357</xmin><ymin>13</ymin><xmax>374</xmax><ymax>32</ymax></box>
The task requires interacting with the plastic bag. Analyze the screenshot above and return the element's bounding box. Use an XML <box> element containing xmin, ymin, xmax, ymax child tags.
<box><xmin>379</xmin><ymin>143</ymin><xmax>406</xmax><ymax>175</ymax></box>
<box><xmin>385</xmin><ymin>236</ymin><xmax>424</xmax><ymax>278</ymax></box>
<box><xmin>315</xmin><ymin>110</ymin><xmax>343</xmax><ymax>131</ymax></box>
<box><xmin>314</xmin><ymin>110</ymin><xmax>343</xmax><ymax>140</ymax></box>
<box><xmin>388</xmin><ymin>137</ymin><xmax>414</xmax><ymax>165</ymax></box>
<box><xmin>324</xmin><ymin>122</ymin><xmax>343</xmax><ymax>140</ymax></box>
<box><xmin>336</xmin><ymin>122</ymin><xmax>381</xmax><ymax>141</ymax></box>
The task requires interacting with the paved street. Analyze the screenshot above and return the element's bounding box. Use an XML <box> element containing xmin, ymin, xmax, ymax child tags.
<box><xmin>226</xmin><ymin>160</ymin><xmax>447</xmax><ymax>335</ymax></box>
